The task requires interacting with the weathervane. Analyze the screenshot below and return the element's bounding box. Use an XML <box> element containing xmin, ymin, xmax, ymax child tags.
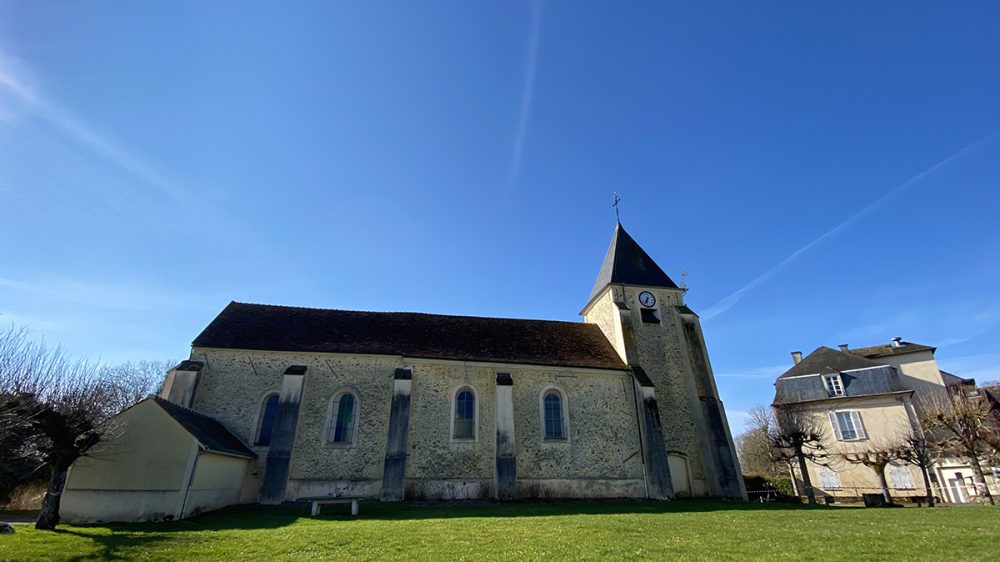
<box><xmin>612</xmin><ymin>192</ymin><xmax>621</xmax><ymax>223</ymax></box>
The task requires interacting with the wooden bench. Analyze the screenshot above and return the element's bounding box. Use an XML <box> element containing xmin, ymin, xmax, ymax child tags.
<box><xmin>301</xmin><ymin>496</ymin><xmax>367</xmax><ymax>517</ymax></box>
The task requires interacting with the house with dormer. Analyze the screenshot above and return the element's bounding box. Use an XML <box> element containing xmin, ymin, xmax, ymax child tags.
<box><xmin>772</xmin><ymin>338</ymin><xmax>997</xmax><ymax>503</ymax></box>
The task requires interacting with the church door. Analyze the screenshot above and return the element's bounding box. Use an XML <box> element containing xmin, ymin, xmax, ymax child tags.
<box><xmin>668</xmin><ymin>454</ymin><xmax>691</xmax><ymax>497</ymax></box>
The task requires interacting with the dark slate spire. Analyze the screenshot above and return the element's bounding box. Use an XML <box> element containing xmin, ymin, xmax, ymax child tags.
<box><xmin>589</xmin><ymin>223</ymin><xmax>678</xmax><ymax>301</ymax></box>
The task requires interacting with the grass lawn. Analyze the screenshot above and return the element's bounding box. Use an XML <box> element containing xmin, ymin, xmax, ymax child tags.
<box><xmin>1</xmin><ymin>500</ymin><xmax>998</xmax><ymax>561</ymax></box>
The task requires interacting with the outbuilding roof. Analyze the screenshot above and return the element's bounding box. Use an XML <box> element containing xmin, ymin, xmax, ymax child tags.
<box><xmin>151</xmin><ymin>396</ymin><xmax>256</xmax><ymax>459</ymax></box>
<box><xmin>192</xmin><ymin>302</ymin><xmax>628</xmax><ymax>371</ymax></box>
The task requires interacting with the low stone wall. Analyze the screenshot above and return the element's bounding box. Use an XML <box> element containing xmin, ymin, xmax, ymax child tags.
<box><xmin>517</xmin><ymin>478</ymin><xmax>645</xmax><ymax>499</ymax></box>
<box><xmin>285</xmin><ymin>479</ymin><xmax>381</xmax><ymax>501</ymax></box>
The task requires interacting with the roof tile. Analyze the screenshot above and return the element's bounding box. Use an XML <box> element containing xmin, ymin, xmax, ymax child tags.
<box><xmin>192</xmin><ymin>302</ymin><xmax>627</xmax><ymax>371</ymax></box>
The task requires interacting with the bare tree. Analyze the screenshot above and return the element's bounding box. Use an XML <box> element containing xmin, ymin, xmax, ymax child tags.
<box><xmin>736</xmin><ymin>405</ymin><xmax>791</xmax><ymax>478</ymax></box>
<box><xmin>770</xmin><ymin>406</ymin><xmax>832</xmax><ymax>505</ymax></box>
<box><xmin>841</xmin><ymin>440</ymin><xmax>903</xmax><ymax>504</ymax></box>
<box><xmin>0</xmin><ymin>325</ymin><xmax>171</xmax><ymax>529</ymax></box>
<box><xmin>896</xmin><ymin>430</ymin><xmax>940</xmax><ymax>507</ymax></box>
<box><xmin>920</xmin><ymin>390</ymin><xmax>998</xmax><ymax>505</ymax></box>
<box><xmin>99</xmin><ymin>360</ymin><xmax>172</xmax><ymax>411</ymax></box>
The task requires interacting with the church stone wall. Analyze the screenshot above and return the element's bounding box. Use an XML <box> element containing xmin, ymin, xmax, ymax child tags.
<box><xmin>511</xmin><ymin>368</ymin><xmax>645</xmax><ymax>498</ymax></box>
<box><xmin>584</xmin><ymin>289</ymin><xmax>627</xmax><ymax>361</ymax></box>
<box><xmin>584</xmin><ymin>286</ymin><xmax>713</xmax><ymax>496</ymax></box>
<box><xmin>188</xmin><ymin>347</ymin><xmax>644</xmax><ymax>502</ymax></box>
<box><xmin>627</xmin><ymin>288</ymin><xmax>710</xmax><ymax>495</ymax></box>
<box><xmin>189</xmin><ymin>349</ymin><xmax>398</xmax><ymax>499</ymax></box>
<box><xmin>403</xmin><ymin>360</ymin><xmax>496</xmax><ymax>499</ymax></box>
<box><xmin>286</xmin><ymin>354</ymin><xmax>397</xmax><ymax>498</ymax></box>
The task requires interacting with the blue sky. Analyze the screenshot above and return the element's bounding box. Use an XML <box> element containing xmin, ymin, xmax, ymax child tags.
<box><xmin>2</xmin><ymin>1</ymin><xmax>998</xmax><ymax>436</ymax></box>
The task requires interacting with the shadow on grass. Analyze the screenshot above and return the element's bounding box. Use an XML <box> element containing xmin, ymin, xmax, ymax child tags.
<box><xmin>340</xmin><ymin>498</ymin><xmax>846</xmax><ymax>522</ymax></box>
<box><xmin>63</xmin><ymin>498</ymin><xmax>844</xmax><ymax>534</ymax></box>
<box><xmin>52</xmin><ymin>528</ymin><xmax>176</xmax><ymax>562</ymax></box>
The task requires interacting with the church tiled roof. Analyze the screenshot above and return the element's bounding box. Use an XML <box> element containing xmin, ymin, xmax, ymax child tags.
<box><xmin>193</xmin><ymin>302</ymin><xmax>628</xmax><ymax>371</ymax></box>
<box><xmin>589</xmin><ymin>223</ymin><xmax>678</xmax><ymax>303</ymax></box>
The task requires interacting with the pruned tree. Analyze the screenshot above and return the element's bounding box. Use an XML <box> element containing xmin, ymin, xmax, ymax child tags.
<box><xmin>895</xmin><ymin>429</ymin><xmax>940</xmax><ymax>507</ymax></box>
<box><xmin>841</xmin><ymin>440</ymin><xmax>903</xmax><ymax>504</ymax></box>
<box><xmin>770</xmin><ymin>406</ymin><xmax>832</xmax><ymax>504</ymax></box>
<box><xmin>0</xmin><ymin>325</ymin><xmax>171</xmax><ymax>529</ymax></box>
<box><xmin>920</xmin><ymin>390</ymin><xmax>998</xmax><ymax>505</ymax></box>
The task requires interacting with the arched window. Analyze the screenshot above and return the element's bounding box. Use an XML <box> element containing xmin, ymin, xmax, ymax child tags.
<box><xmin>543</xmin><ymin>390</ymin><xmax>567</xmax><ymax>439</ymax></box>
<box><xmin>255</xmin><ymin>393</ymin><xmax>280</xmax><ymax>446</ymax></box>
<box><xmin>326</xmin><ymin>390</ymin><xmax>359</xmax><ymax>446</ymax></box>
<box><xmin>453</xmin><ymin>388</ymin><xmax>476</xmax><ymax>440</ymax></box>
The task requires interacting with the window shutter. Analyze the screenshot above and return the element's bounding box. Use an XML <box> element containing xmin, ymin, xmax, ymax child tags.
<box><xmin>900</xmin><ymin>467</ymin><xmax>914</xmax><ymax>489</ymax></box>
<box><xmin>828</xmin><ymin>412</ymin><xmax>843</xmax><ymax>441</ymax></box>
<box><xmin>888</xmin><ymin>465</ymin><xmax>913</xmax><ymax>489</ymax></box>
<box><xmin>851</xmin><ymin>411</ymin><xmax>867</xmax><ymax>439</ymax></box>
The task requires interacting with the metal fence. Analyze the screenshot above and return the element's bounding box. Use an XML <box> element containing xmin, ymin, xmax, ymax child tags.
<box><xmin>749</xmin><ymin>483</ymin><xmax>1000</xmax><ymax>504</ymax></box>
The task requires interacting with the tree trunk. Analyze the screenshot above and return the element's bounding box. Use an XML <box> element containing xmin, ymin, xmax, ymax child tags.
<box><xmin>787</xmin><ymin>463</ymin><xmax>799</xmax><ymax>496</ymax></box>
<box><xmin>919</xmin><ymin>465</ymin><xmax>935</xmax><ymax>507</ymax></box>
<box><xmin>876</xmin><ymin>468</ymin><xmax>892</xmax><ymax>505</ymax></box>
<box><xmin>967</xmin><ymin>450</ymin><xmax>995</xmax><ymax>505</ymax></box>
<box><xmin>796</xmin><ymin>452</ymin><xmax>816</xmax><ymax>505</ymax></box>
<box><xmin>35</xmin><ymin>466</ymin><xmax>68</xmax><ymax>530</ymax></box>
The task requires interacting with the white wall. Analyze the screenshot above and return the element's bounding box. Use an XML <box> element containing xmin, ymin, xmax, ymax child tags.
<box><xmin>62</xmin><ymin>399</ymin><xmax>251</xmax><ymax>522</ymax></box>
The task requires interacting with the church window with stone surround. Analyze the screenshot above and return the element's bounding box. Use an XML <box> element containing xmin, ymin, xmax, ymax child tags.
<box><xmin>544</xmin><ymin>392</ymin><xmax>566</xmax><ymax>439</ymax></box>
<box><xmin>453</xmin><ymin>388</ymin><xmax>476</xmax><ymax>440</ymax></box>
<box><xmin>327</xmin><ymin>391</ymin><xmax>358</xmax><ymax>445</ymax></box>
<box><xmin>255</xmin><ymin>393</ymin><xmax>280</xmax><ymax>446</ymax></box>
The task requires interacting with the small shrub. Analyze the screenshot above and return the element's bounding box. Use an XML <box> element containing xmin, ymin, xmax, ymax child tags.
<box><xmin>0</xmin><ymin>481</ymin><xmax>45</xmax><ymax>511</ymax></box>
<box><xmin>743</xmin><ymin>473</ymin><xmax>799</xmax><ymax>503</ymax></box>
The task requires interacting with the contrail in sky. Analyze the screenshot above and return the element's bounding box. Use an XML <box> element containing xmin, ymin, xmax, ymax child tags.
<box><xmin>505</xmin><ymin>0</ymin><xmax>543</xmax><ymax>193</ymax></box>
<box><xmin>701</xmin><ymin>131</ymin><xmax>998</xmax><ymax>321</ymax></box>
<box><xmin>0</xmin><ymin>50</ymin><xmax>196</xmax><ymax>208</ymax></box>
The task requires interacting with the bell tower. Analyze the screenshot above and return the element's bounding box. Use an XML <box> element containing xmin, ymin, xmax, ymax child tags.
<box><xmin>581</xmin><ymin>223</ymin><xmax>746</xmax><ymax>500</ymax></box>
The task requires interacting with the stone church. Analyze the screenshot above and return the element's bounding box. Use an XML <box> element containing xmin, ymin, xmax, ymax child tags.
<box><xmin>61</xmin><ymin>223</ymin><xmax>746</xmax><ymax>522</ymax></box>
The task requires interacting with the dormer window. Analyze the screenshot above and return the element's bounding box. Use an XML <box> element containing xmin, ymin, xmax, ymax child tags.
<box><xmin>823</xmin><ymin>374</ymin><xmax>844</xmax><ymax>397</ymax></box>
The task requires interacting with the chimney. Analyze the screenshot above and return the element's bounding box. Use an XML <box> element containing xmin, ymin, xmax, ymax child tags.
<box><xmin>839</xmin><ymin>344</ymin><xmax>849</xmax><ymax>352</ymax></box>
<box><xmin>160</xmin><ymin>360</ymin><xmax>205</xmax><ymax>408</ymax></box>
<box><xmin>791</xmin><ymin>351</ymin><xmax>803</xmax><ymax>364</ymax></box>
<box><xmin>891</xmin><ymin>337</ymin><xmax>903</xmax><ymax>348</ymax></box>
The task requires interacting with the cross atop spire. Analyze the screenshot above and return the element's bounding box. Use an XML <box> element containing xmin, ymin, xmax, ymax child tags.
<box><xmin>612</xmin><ymin>192</ymin><xmax>621</xmax><ymax>223</ymax></box>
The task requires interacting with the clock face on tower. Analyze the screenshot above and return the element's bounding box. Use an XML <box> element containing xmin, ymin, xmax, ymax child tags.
<box><xmin>638</xmin><ymin>291</ymin><xmax>656</xmax><ymax>307</ymax></box>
